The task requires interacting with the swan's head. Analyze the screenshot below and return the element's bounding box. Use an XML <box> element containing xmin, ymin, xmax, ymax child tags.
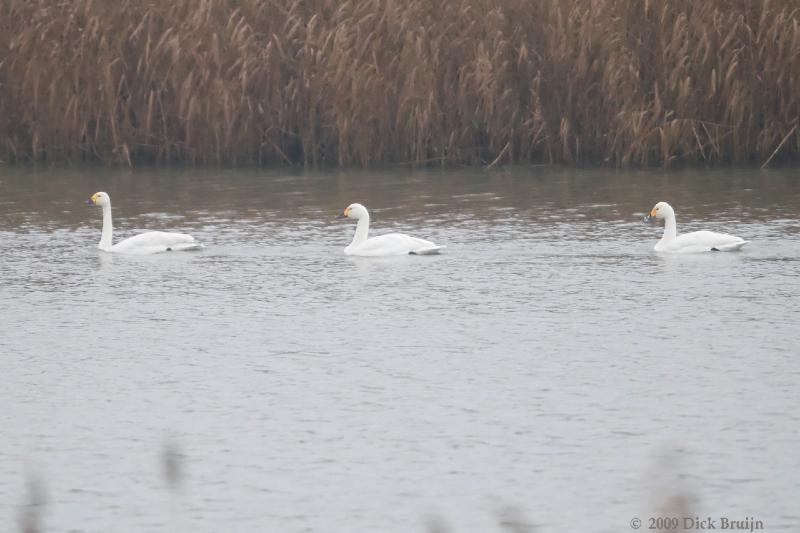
<box><xmin>340</xmin><ymin>203</ymin><xmax>369</xmax><ymax>220</ymax></box>
<box><xmin>88</xmin><ymin>192</ymin><xmax>111</xmax><ymax>207</ymax></box>
<box><xmin>644</xmin><ymin>201</ymin><xmax>674</xmax><ymax>222</ymax></box>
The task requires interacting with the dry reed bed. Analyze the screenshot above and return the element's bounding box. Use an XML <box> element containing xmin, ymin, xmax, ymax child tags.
<box><xmin>0</xmin><ymin>0</ymin><xmax>798</xmax><ymax>166</ymax></box>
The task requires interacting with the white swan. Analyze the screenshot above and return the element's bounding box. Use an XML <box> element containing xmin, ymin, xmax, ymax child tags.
<box><xmin>339</xmin><ymin>203</ymin><xmax>443</xmax><ymax>256</ymax></box>
<box><xmin>87</xmin><ymin>192</ymin><xmax>201</xmax><ymax>254</ymax></box>
<box><xmin>644</xmin><ymin>201</ymin><xmax>747</xmax><ymax>253</ymax></box>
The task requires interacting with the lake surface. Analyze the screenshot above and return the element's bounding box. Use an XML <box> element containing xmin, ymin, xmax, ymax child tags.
<box><xmin>1</xmin><ymin>166</ymin><xmax>799</xmax><ymax>533</ymax></box>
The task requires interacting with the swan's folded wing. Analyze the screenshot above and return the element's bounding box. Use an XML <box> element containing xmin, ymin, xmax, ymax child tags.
<box><xmin>348</xmin><ymin>233</ymin><xmax>440</xmax><ymax>256</ymax></box>
<box><xmin>668</xmin><ymin>230</ymin><xmax>747</xmax><ymax>253</ymax></box>
<box><xmin>111</xmin><ymin>231</ymin><xmax>200</xmax><ymax>254</ymax></box>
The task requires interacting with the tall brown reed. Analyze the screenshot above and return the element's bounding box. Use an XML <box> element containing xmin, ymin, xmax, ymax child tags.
<box><xmin>0</xmin><ymin>0</ymin><xmax>798</xmax><ymax>167</ymax></box>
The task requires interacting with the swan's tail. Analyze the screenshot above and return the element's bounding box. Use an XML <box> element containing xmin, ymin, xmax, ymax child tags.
<box><xmin>166</xmin><ymin>241</ymin><xmax>204</xmax><ymax>252</ymax></box>
<box><xmin>713</xmin><ymin>240</ymin><xmax>748</xmax><ymax>252</ymax></box>
<box><xmin>410</xmin><ymin>245</ymin><xmax>445</xmax><ymax>255</ymax></box>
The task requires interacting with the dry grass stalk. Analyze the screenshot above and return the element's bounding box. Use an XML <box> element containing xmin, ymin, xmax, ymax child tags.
<box><xmin>0</xmin><ymin>0</ymin><xmax>797</xmax><ymax>167</ymax></box>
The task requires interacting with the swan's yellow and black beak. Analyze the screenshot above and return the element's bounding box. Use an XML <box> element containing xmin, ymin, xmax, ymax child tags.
<box><xmin>336</xmin><ymin>207</ymin><xmax>350</xmax><ymax>219</ymax></box>
<box><xmin>85</xmin><ymin>193</ymin><xmax>98</xmax><ymax>205</ymax></box>
<box><xmin>643</xmin><ymin>207</ymin><xmax>657</xmax><ymax>223</ymax></box>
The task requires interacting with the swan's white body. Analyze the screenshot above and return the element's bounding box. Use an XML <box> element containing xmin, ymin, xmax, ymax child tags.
<box><xmin>89</xmin><ymin>192</ymin><xmax>200</xmax><ymax>254</ymax></box>
<box><xmin>646</xmin><ymin>202</ymin><xmax>747</xmax><ymax>253</ymax></box>
<box><xmin>341</xmin><ymin>203</ymin><xmax>443</xmax><ymax>256</ymax></box>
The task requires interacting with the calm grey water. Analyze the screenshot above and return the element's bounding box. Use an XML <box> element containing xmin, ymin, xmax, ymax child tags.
<box><xmin>1</xmin><ymin>166</ymin><xmax>799</xmax><ymax>533</ymax></box>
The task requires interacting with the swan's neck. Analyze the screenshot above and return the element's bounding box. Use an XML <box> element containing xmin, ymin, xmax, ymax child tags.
<box><xmin>660</xmin><ymin>212</ymin><xmax>677</xmax><ymax>243</ymax></box>
<box><xmin>99</xmin><ymin>204</ymin><xmax>113</xmax><ymax>250</ymax></box>
<box><xmin>350</xmin><ymin>215</ymin><xmax>370</xmax><ymax>247</ymax></box>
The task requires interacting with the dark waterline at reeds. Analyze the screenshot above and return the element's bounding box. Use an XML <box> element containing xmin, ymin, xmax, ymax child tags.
<box><xmin>0</xmin><ymin>0</ymin><xmax>798</xmax><ymax>168</ymax></box>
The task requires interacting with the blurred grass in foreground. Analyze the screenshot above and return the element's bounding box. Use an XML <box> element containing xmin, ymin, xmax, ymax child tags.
<box><xmin>16</xmin><ymin>441</ymin><xmax>702</xmax><ymax>532</ymax></box>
